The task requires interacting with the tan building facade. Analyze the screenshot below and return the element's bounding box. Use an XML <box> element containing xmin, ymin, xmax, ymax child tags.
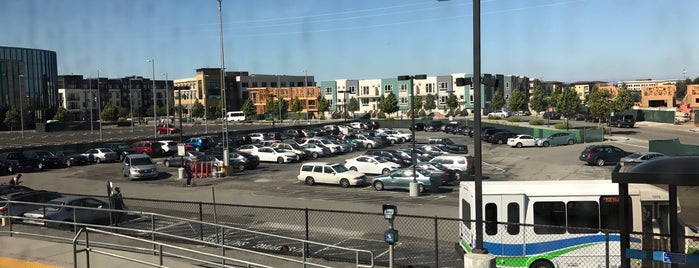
<box><xmin>683</xmin><ymin>84</ymin><xmax>699</xmax><ymax>108</ymax></box>
<box><xmin>248</xmin><ymin>86</ymin><xmax>321</xmax><ymax>118</ymax></box>
<box><xmin>640</xmin><ymin>84</ymin><xmax>676</xmax><ymax>108</ymax></box>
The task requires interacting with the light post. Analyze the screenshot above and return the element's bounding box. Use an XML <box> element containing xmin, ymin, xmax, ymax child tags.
<box><xmin>147</xmin><ymin>59</ymin><xmax>157</xmax><ymax>138</ymax></box>
<box><xmin>303</xmin><ymin>69</ymin><xmax>308</xmax><ymax>121</ymax></box>
<box><xmin>218</xmin><ymin>0</ymin><xmax>229</xmax><ymax>168</ymax></box>
<box><xmin>177</xmin><ymin>86</ymin><xmax>183</xmax><ymax>143</ymax></box>
<box><xmin>163</xmin><ymin>72</ymin><xmax>169</xmax><ymax>124</ymax></box>
<box><xmin>277</xmin><ymin>75</ymin><xmax>282</xmax><ymax>124</ymax></box>
<box><xmin>89</xmin><ymin>78</ymin><xmax>93</xmax><ymax>134</ymax></box>
<box><xmin>203</xmin><ymin>75</ymin><xmax>209</xmax><ymax>134</ymax></box>
<box><xmin>129</xmin><ymin>79</ymin><xmax>134</xmax><ymax>132</ymax></box>
<box><xmin>397</xmin><ymin>74</ymin><xmax>426</xmax><ymax>197</ymax></box>
<box><xmin>97</xmin><ymin>70</ymin><xmax>103</xmax><ymax>141</ymax></box>
<box><xmin>18</xmin><ymin>74</ymin><xmax>25</xmax><ymax>138</ymax></box>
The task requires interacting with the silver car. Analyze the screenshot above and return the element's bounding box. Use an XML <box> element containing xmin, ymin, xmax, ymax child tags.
<box><xmin>535</xmin><ymin>132</ymin><xmax>577</xmax><ymax>147</ymax></box>
<box><xmin>122</xmin><ymin>154</ymin><xmax>158</xmax><ymax>180</ymax></box>
<box><xmin>23</xmin><ymin>196</ymin><xmax>117</xmax><ymax>227</ymax></box>
<box><xmin>620</xmin><ymin>152</ymin><xmax>666</xmax><ymax>165</ymax></box>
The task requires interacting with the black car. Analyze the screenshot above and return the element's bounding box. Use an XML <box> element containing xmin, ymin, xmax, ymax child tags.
<box><xmin>542</xmin><ymin>112</ymin><xmax>561</xmax><ymax>120</ymax></box>
<box><xmin>0</xmin><ymin>185</ymin><xmax>33</xmax><ymax>196</ymax></box>
<box><xmin>468</xmin><ymin>126</ymin><xmax>494</xmax><ymax>137</ymax></box>
<box><xmin>409</xmin><ymin>122</ymin><xmax>426</xmax><ymax>131</ymax></box>
<box><xmin>489</xmin><ymin>131</ymin><xmax>518</xmax><ymax>144</ymax></box>
<box><xmin>103</xmin><ymin>142</ymin><xmax>138</xmax><ymax>161</ymax></box>
<box><xmin>365</xmin><ymin>149</ymin><xmax>412</xmax><ymax>167</ymax></box>
<box><xmin>607</xmin><ymin>114</ymin><xmax>636</xmax><ymax>128</ymax></box>
<box><xmin>480</xmin><ymin>128</ymin><xmax>508</xmax><ymax>141</ymax></box>
<box><xmin>0</xmin><ymin>152</ymin><xmax>42</xmax><ymax>174</ymax></box>
<box><xmin>425</xmin><ymin>121</ymin><xmax>444</xmax><ymax>132</ymax></box>
<box><xmin>453</xmin><ymin>125</ymin><xmax>470</xmax><ymax>136</ymax></box>
<box><xmin>53</xmin><ymin>150</ymin><xmax>89</xmax><ymax>167</ymax></box>
<box><xmin>443</xmin><ymin>122</ymin><xmax>460</xmax><ymax>133</ymax></box>
<box><xmin>22</xmin><ymin>150</ymin><xmax>63</xmax><ymax>169</ymax></box>
<box><xmin>232</xmin><ymin>134</ymin><xmax>253</xmax><ymax>147</ymax></box>
<box><xmin>579</xmin><ymin>145</ymin><xmax>633</xmax><ymax>166</ymax></box>
<box><xmin>367</xmin><ymin>121</ymin><xmax>380</xmax><ymax>130</ymax></box>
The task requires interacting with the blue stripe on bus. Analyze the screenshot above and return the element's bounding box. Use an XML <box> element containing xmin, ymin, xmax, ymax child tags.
<box><xmin>482</xmin><ymin>234</ymin><xmax>630</xmax><ymax>256</ymax></box>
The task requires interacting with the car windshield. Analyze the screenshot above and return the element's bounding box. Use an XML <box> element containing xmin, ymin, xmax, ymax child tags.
<box><xmin>115</xmin><ymin>144</ymin><xmax>130</xmax><ymax>149</ymax></box>
<box><xmin>131</xmin><ymin>157</ymin><xmax>154</xmax><ymax>165</ymax></box>
<box><xmin>273</xmin><ymin>148</ymin><xmax>286</xmax><ymax>153</ymax></box>
<box><xmin>99</xmin><ymin>148</ymin><xmax>115</xmax><ymax>152</ymax></box>
<box><xmin>331</xmin><ymin>164</ymin><xmax>349</xmax><ymax>173</ymax></box>
<box><xmin>290</xmin><ymin>144</ymin><xmax>303</xmax><ymax>149</ymax></box>
<box><xmin>45</xmin><ymin>200</ymin><xmax>66</xmax><ymax>212</ymax></box>
<box><xmin>374</xmin><ymin>157</ymin><xmax>389</xmax><ymax>163</ymax></box>
<box><xmin>625</xmin><ymin>153</ymin><xmax>642</xmax><ymax>158</ymax></box>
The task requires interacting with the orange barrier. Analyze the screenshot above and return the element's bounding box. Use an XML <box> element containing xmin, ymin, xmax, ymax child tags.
<box><xmin>189</xmin><ymin>161</ymin><xmax>215</xmax><ymax>178</ymax></box>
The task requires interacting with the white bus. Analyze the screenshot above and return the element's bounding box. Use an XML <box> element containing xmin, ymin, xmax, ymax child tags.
<box><xmin>459</xmin><ymin>180</ymin><xmax>678</xmax><ymax>268</ymax></box>
<box><xmin>226</xmin><ymin>111</ymin><xmax>246</xmax><ymax>122</ymax></box>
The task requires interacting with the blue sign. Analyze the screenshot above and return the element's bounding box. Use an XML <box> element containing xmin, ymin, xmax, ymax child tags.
<box><xmin>385</xmin><ymin>229</ymin><xmax>399</xmax><ymax>244</ymax></box>
<box><xmin>663</xmin><ymin>252</ymin><xmax>686</xmax><ymax>264</ymax></box>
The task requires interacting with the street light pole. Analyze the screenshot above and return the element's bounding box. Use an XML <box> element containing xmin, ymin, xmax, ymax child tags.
<box><xmin>97</xmin><ymin>69</ymin><xmax>103</xmax><ymax>141</ymax></box>
<box><xmin>164</xmin><ymin>72</ymin><xmax>169</xmax><ymax>124</ymax></box>
<box><xmin>218</xmin><ymin>0</ymin><xmax>229</xmax><ymax>168</ymax></box>
<box><xmin>89</xmin><ymin>78</ymin><xmax>93</xmax><ymax>134</ymax></box>
<box><xmin>148</xmin><ymin>59</ymin><xmax>157</xmax><ymax>138</ymax></box>
<box><xmin>398</xmin><ymin>74</ymin><xmax>426</xmax><ymax>197</ymax></box>
<box><xmin>18</xmin><ymin>74</ymin><xmax>25</xmax><ymax>138</ymax></box>
<box><xmin>472</xmin><ymin>0</ymin><xmax>487</xmax><ymax>254</ymax></box>
<box><xmin>303</xmin><ymin>69</ymin><xmax>308</xmax><ymax>121</ymax></box>
<box><xmin>129</xmin><ymin>79</ymin><xmax>134</xmax><ymax>132</ymax></box>
<box><xmin>278</xmin><ymin>75</ymin><xmax>282</xmax><ymax>124</ymax></box>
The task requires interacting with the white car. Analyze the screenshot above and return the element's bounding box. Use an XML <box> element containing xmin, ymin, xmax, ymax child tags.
<box><xmin>81</xmin><ymin>148</ymin><xmax>119</xmax><ymax>163</ymax></box>
<box><xmin>302</xmin><ymin>138</ymin><xmax>341</xmax><ymax>154</ymax></box>
<box><xmin>507</xmin><ymin>134</ymin><xmax>537</xmax><ymax>148</ymax></box>
<box><xmin>248</xmin><ymin>133</ymin><xmax>266</xmax><ymax>143</ymax></box>
<box><xmin>272</xmin><ymin>142</ymin><xmax>308</xmax><ymax>159</ymax></box>
<box><xmin>297</xmin><ymin>162</ymin><xmax>367</xmax><ymax>187</ymax></box>
<box><xmin>237</xmin><ymin>144</ymin><xmax>264</xmax><ymax>153</ymax></box>
<box><xmin>158</xmin><ymin>140</ymin><xmax>178</xmax><ymax>155</ymax></box>
<box><xmin>349</xmin><ymin>122</ymin><xmax>366</xmax><ymax>129</ymax></box>
<box><xmin>250</xmin><ymin>146</ymin><xmax>298</xmax><ymax>164</ymax></box>
<box><xmin>345</xmin><ymin>155</ymin><xmax>401</xmax><ymax>175</ymax></box>
<box><xmin>487</xmin><ymin>110</ymin><xmax>509</xmax><ymax>118</ymax></box>
<box><xmin>301</xmin><ymin>143</ymin><xmax>332</xmax><ymax>158</ymax></box>
<box><xmin>391</xmin><ymin>130</ymin><xmax>413</xmax><ymax>142</ymax></box>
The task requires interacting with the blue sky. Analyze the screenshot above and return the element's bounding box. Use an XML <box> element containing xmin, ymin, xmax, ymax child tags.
<box><xmin>2</xmin><ymin>0</ymin><xmax>698</xmax><ymax>83</ymax></box>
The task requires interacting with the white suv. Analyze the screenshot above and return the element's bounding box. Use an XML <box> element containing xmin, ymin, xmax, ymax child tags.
<box><xmin>297</xmin><ymin>162</ymin><xmax>367</xmax><ymax>188</ymax></box>
<box><xmin>429</xmin><ymin>154</ymin><xmax>474</xmax><ymax>180</ymax></box>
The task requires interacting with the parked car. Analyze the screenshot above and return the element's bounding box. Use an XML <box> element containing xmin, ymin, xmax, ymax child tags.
<box><xmin>248</xmin><ymin>133</ymin><xmax>266</xmax><ymax>143</ymax></box>
<box><xmin>237</xmin><ymin>143</ymin><xmax>264</xmax><ymax>154</ymax></box>
<box><xmin>536</xmin><ymin>132</ymin><xmax>577</xmax><ymax>147</ymax></box>
<box><xmin>579</xmin><ymin>145</ymin><xmax>633</xmax><ymax>166</ymax></box>
<box><xmin>272</xmin><ymin>142</ymin><xmax>312</xmax><ymax>160</ymax></box>
<box><xmin>607</xmin><ymin>114</ymin><xmax>636</xmax><ymax>128</ymax></box>
<box><xmin>487</xmin><ymin>110</ymin><xmax>509</xmax><ymax>118</ymax></box>
<box><xmin>427</xmin><ymin>138</ymin><xmax>469</xmax><ymax>154</ymax></box>
<box><xmin>300</xmin><ymin>143</ymin><xmax>332</xmax><ymax>158</ymax></box>
<box><xmin>0</xmin><ymin>190</ymin><xmax>63</xmax><ymax>219</ymax></box>
<box><xmin>158</xmin><ymin>140</ymin><xmax>178</xmax><ymax>156</ymax></box>
<box><xmin>480</xmin><ymin>128</ymin><xmax>507</xmax><ymax>141</ymax></box>
<box><xmin>297</xmin><ymin>162</ymin><xmax>367</xmax><ymax>187</ymax></box>
<box><xmin>429</xmin><ymin>154</ymin><xmax>474</xmax><ymax>180</ymax></box>
<box><xmin>619</xmin><ymin>152</ymin><xmax>666</xmax><ymax>165</ymax></box>
<box><xmin>365</xmin><ymin>149</ymin><xmax>412</xmax><ymax>167</ymax></box>
<box><xmin>350</xmin><ymin>134</ymin><xmax>379</xmax><ymax>149</ymax></box>
<box><xmin>156</xmin><ymin>124</ymin><xmax>178</xmax><ymax>134</ymax></box>
<box><xmin>103</xmin><ymin>142</ymin><xmax>138</xmax><ymax>161</ymax></box>
<box><xmin>409</xmin><ymin>122</ymin><xmax>425</xmax><ymax>131</ymax></box>
<box><xmin>0</xmin><ymin>185</ymin><xmax>33</xmax><ymax>196</ymax></box>
<box><xmin>425</xmin><ymin>121</ymin><xmax>444</xmax><ymax>132</ymax></box>
<box><xmin>489</xmin><ymin>131</ymin><xmax>518</xmax><ymax>145</ymax></box>
<box><xmin>302</xmin><ymin>138</ymin><xmax>342</xmax><ymax>154</ymax></box>
<box><xmin>227</xmin><ymin>151</ymin><xmax>260</xmax><ymax>171</ymax></box>
<box><xmin>507</xmin><ymin>134</ymin><xmax>537</xmax><ymax>148</ymax></box>
<box><xmin>22</xmin><ymin>150</ymin><xmax>62</xmax><ymax>169</ymax></box>
<box><xmin>53</xmin><ymin>150</ymin><xmax>89</xmax><ymax>167</ymax></box>
<box><xmin>250</xmin><ymin>147</ymin><xmax>299</xmax><ymax>163</ymax></box>
<box><xmin>372</xmin><ymin>167</ymin><xmax>442</xmax><ymax>193</ymax></box>
<box><xmin>349</xmin><ymin>122</ymin><xmax>367</xmax><ymax>129</ymax></box>
<box><xmin>414</xmin><ymin>162</ymin><xmax>458</xmax><ymax>184</ymax></box>
<box><xmin>131</xmin><ymin>141</ymin><xmax>163</xmax><ymax>157</ymax></box>
<box><xmin>0</xmin><ymin>152</ymin><xmax>42</xmax><ymax>173</ymax></box>
<box><xmin>185</xmin><ymin>137</ymin><xmax>213</xmax><ymax>151</ymax></box>
<box><xmin>367</xmin><ymin>121</ymin><xmax>380</xmax><ymax>130</ymax></box>
<box><xmin>23</xmin><ymin>196</ymin><xmax>119</xmax><ymax>227</ymax></box>
<box><xmin>442</xmin><ymin>122</ymin><xmax>461</xmax><ymax>133</ymax></box>
<box><xmin>163</xmin><ymin>151</ymin><xmax>207</xmax><ymax>167</ymax></box>
<box><xmin>345</xmin><ymin>155</ymin><xmax>401</xmax><ymax>175</ymax></box>
<box><xmin>122</xmin><ymin>154</ymin><xmax>158</xmax><ymax>180</ymax></box>
<box><xmin>81</xmin><ymin>148</ymin><xmax>119</xmax><ymax>163</ymax></box>
<box><xmin>416</xmin><ymin>144</ymin><xmax>450</xmax><ymax>157</ymax></box>
<box><xmin>469</xmin><ymin>126</ymin><xmax>495</xmax><ymax>138</ymax></box>
<box><xmin>542</xmin><ymin>111</ymin><xmax>561</xmax><ymax>120</ymax></box>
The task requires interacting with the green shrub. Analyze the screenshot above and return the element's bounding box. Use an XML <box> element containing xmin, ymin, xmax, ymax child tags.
<box><xmin>529</xmin><ymin>119</ymin><xmax>544</xmax><ymax>125</ymax></box>
<box><xmin>554</xmin><ymin>122</ymin><xmax>570</xmax><ymax>129</ymax></box>
<box><xmin>487</xmin><ymin>115</ymin><xmax>502</xmax><ymax>120</ymax></box>
<box><xmin>604</xmin><ymin>127</ymin><xmax>611</xmax><ymax>135</ymax></box>
<box><xmin>507</xmin><ymin>117</ymin><xmax>522</xmax><ymax>122</ymax></box>
<box><xmin>420</xmin><ymin>116</ymin><xmax>433</xmax><ymax>121</ymax></box>
<box><xmin>242</xmin><ymin>120</ymin><xmax>252</xmax><ymax>124</ymax></box>
<box><xmin>319</xmin><ymin>115</ymin><xmax>326</xmax><ymax>120</ymax></box>
<box><xmin>214</xmin><ymin>119</ymin><xmax>223</xmax><ymax>124</ymax></box>
<box><xmin>378</xmin><ymin>112</ymin><xmax>386</xmax><ymax>119</ymax></box>
<box><xmin>193</xmin><ymin>121</ymin><xmax>202</xmax><ymax>125</ymax></box>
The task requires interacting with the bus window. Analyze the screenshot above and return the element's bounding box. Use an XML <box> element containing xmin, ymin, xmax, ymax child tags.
<box><xmin>461</xmin><ymin>199</ymin><xmax>471</xmax><ymax>224</ymax></box>
<box><xmin>567</xmin><ymin>201</ymin><xmax>599</xmax><ymax>233</ymax></box>
<box><xmin>485</xmin><ymin>203</ymin><xmax>497</xmax><ymax>235</ymax></box>
<box><xmin>507</xmin><ymin>203</ymin><xmax>520</xmax><ymax>235</ymax></box>
<box><xmin>534</xmin><ymin>201</ymin><xmax>566</xmax><ymax>234</ymax></box>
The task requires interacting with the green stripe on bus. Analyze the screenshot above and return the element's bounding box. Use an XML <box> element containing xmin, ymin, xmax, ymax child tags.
<box><xmin>459</xmin><ymin>240</ymin><xmax>600</xmax><ymax>268</ymax></box>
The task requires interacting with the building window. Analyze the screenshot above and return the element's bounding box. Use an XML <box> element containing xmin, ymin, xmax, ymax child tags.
<box><xmin>384</xmin><ymin>84</ymin><xmax>393</xmax><ymax>93</ymax></box>
<box><xmin>460</xmin><ymin>95</ymin><xmax>464</xmax><ymax>100</ymax></box>
<box><xmin>426</xmin><ymin>83</ymin><xmax>434</xmax><ymax>93</ymax></box>
<box><xmin>362</xmin><ymin>86</ymin><xmax>369</xmax><ymax>95</ymax></box>
<box><xmin>439</xmin><ymin>95</ymin><xmax>447</xmax><ymax>104</ymax></box>
<box><xmin>470</xmin><ymin>95</ymin><xmax>474</xmax><ymax>104</ymax></box>
<box><xmin>400</xmin><ymin>97</ymin><xmax>408</xmax><ymax>104</ymax></box>
<box><xmin>325</xmin><ymin>87</ymin><xmax>333</xmax><ymax>95</ymax></box>
<box><xmin>241</xmin><ymin>82</ymin><xmax>249</xmax><ymax>87</ymax></box>
<box><xmin>361</xmin><ymin>99</ymin><xmax>369</xmax><ymax>106</ymax></box>
<box><xmin>439</xmin><ymin>82</ymin><xmax>448</xmax><ymax>90</ymax></box>
<box><xmin>349</xmin><ymin>86</ymin><xmax>356</xmax><ymax>94</ymax></box>
<box><xmin>261</xmin><ymin>82</ymin><xmax>267</xmax><ymax>87</ymax></box>
<box><xmin>328</xmin><ymin>100</ymin><xmax>333</xmax><ymax>106</ymax></box>
<box><xmin>399</xmin><ymin>83</ymin><xmax>407</xmax><ymax>92</ymax></box>
<box><xmin>252</xmin><ymin>82</ymin><xmax>258</xmax><ymax>87</ymax></box>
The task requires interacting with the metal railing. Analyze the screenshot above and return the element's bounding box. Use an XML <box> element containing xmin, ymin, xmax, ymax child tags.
<box><xmin>1</xmin><ymin>200</ymin><xmax>375</xmax><ymax>268</ymax></box>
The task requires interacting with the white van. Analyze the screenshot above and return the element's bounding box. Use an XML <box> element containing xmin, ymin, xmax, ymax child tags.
<box><xmin>226</xmin><ymin>111</ymin><xmax>245</xmax><ymax>122</ymax></box>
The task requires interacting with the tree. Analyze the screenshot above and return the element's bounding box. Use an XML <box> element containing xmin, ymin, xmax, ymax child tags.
<box><xmin>587</xmin><ymin>87</ymin><xmax>613</xmax><ymax>126</ymax></box>
<box><xmin>276</xmin><ymin>96</ymin><xmax>288</xmax><ymax>119</ymax></box>
<box><xmin>612</xmin><ymin>86</ymin><xmax>634</xmax><ymax>115</ymax></box>
<box><xmin>555</xmin><ymin>87</ymin><xmax>581</xmax><ymax>128</ymax></box>
<box><xmin>446</xmin><ymin>93</ymin><xmax>459</xmax><ymax>112</ymax></box>
<box><xmin>317</xmin><ymin>95</ymin><xmax>330</xmax><ymax>116</ymax></box>
<box><xmin>675</xmin><ymin>79</ymin><xmax>690</xmax><ymax>102</ymax></box>
<box><xmin>411</xmin><ymin>95</ymin><xmax>423</xmax><ymax>111</ymax></box>
<box><xmin>156</xmin><ymin>105</ymin><xmax>167</xmax><ymax>116</ymax></box>
<box><xmin>290</xmin><ymin>97</ymin><xmax>303</xmax><ymax>119</ymax></box>
<box><xmin>508</xmin><ymin>89</ymin><xmax>527</xmax><ymax>113</ymax></box>
<box><xmin>214</xmin><ymin>101</ymin><xmax>223</xmax><ymax>118</ymax></box>
<box><xmin>190</xmin><ymin>99</ymin><xmax>205</xmax><ymax>118</ymax></box>
<box><xmin>379</xmin><ymin>92</ymin><xmax>399</xmax><ymax>115</ymax></box>
<box><xmin>241</xmin><ymin>99</ymin><xmax>256</xmax><ymax>118</ymax></box>
<box><xmin>101</xmin><ymin>103</ymin><xmax>119</xmax><ymax>121</ymax></box>
<box><xmin>424</xmin><ymin>94</ymin><xmax>436</xmax><ymax>111</ymax></box>
<box><xmin>264</xmin><ymin>97</ymin><xmax>277</xmax><ymax>118</ymax></box>
<box><xmin>529</xmin><ymin>86</ymin><xmax>548</xmax><ymax>117</ymax></box>
<box><xmin>53</xmin><ymin>107</ymin><xmax>72</xmax><ymax>122</ymax></box>
<box><xmin>347</xmin><ymin>97</ymin><xmax>359</xmax><ymax>118</ymax></box>
<box><xmin>490</xmin><ymin>90</ymin><xmax>505</xmax><ymax>111</ymax></box>
<box><xmin>117</xmin><ymin>107</ymin><xmax>130</xmax><ymax>119</ymax></box>
<box><xmin>4</xmin><ymin>109</ymin><xmax>20</xmax><ymax>131</ymax></box>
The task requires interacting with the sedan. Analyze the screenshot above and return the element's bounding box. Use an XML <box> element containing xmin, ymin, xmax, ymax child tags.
<box><xmin>345</xmin><ymin>155</ymin><xmax>401</xmax><ymax>175</ymax></box>
<box><xmin>301</xmin><ymin>143</ymin><xmax>332</xmax><ymax>158</ymax></box>
<box><xmin>52</xmin><ymin>150</ymin><xmax>89</xmax><ymax>167</ymax></box>
<box><xmin>507</xmin><ymin>134</ymin><xmax>537</xmax><ymax>148</ymax></box>
<box><xmin>81</xmin><ymin>148</ymin><xmax>119</xmax><ymax>163</ymax></box>
<box><xmin>156</xmin><ymin>124</ymin><xmax>178</xmax><ymax>134</ymax></box>
<box><xmin>23</xmin><ymin>196</ymin><xmax>119</xmax><ymax>227</ymax></box>
<box><xmin>251</xmin><ymin>147</ymin><xmax>299</xmax><ymax>163</ymax></box>
<box><xmin>163</xmin><ymin>151</ymin><xmax>207</xmax><ymax>167</ymax></box>
<box><xmin>579</xmin><ymin>145</ymin><xmax>633</xmax><ymax>166</ymax></box>
<box><xmin>372</xmin><ymin>168</ymin><xmax>442</xmax><ymax>193</ymax></box>
<box><xmin>620</xmin><ymin>152</ymin><xmax>666</xmax><ymax>165</ymax></box>
<box><xmin>536</xmin><ymin>132</ymin><xmax>577</xmax><ymax>147</ymax></box>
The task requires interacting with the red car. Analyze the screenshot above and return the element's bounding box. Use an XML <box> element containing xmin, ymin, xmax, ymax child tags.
<box><xmin>156</xmin><ymin>124</ymin><xmax>178</xmax><ymax>134</ymax></box>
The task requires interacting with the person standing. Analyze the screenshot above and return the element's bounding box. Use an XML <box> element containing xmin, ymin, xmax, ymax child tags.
<box><xmin>8</xmin><ymin>173</ymin><xmax>22</xmax><ymax>186</ymax></box>
<box><xmin>183</xmin><ymin>160</ymin><xmax>194</xmax><ymax>187</ymax></box>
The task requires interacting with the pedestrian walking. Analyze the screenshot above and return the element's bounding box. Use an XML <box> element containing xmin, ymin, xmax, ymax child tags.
<box><xmin>183</xmin><ymin>161</ymin><xmax>195</xmax><ymax>187</ymax></box>
<box><xmin>8</xmin><ymin>173</ymin><xmax>22</xmax><ymax>186</ymax></box>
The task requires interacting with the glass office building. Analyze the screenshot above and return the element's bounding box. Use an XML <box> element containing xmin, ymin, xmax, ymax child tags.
<box><xmin>0</xmin><ymin>46</ymin><xmax>58</xmax><ymax>125</ymax></box>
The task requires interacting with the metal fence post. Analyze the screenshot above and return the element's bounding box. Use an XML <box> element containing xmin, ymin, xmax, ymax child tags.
<box><xmin>151</xmin><ymin>214</ymin><xmax>156</xmax><ymax>255</ymax></box>
<box><xmin>199</xmin><ymin>202</ymin><xmax>204</xmax><ymax>241</ymax></box>
<box><xmin>85</xmin><ymin>229</ymin><xmax>91</xmax><ymax>268</ymax></box>
<box><xmin>434</xmin><ymin>216</ymin><xmax>439</xmax><ymax>268</ymax></box>
<box><xmin>305</xmin><ymin>208</ymin><xmax>309</xmax><ymax>261</ymax></box>
<box><xmin>7</xmin><ymin>202</ymin><xmax>12</xmax><ymax>236</ymax></box>
<box><xmin>221</xmin><ymin>226</ymin><xmax>226</xmax><ymax>266</ymax></box>
<box><xmin>605</xmin><ymin>231</ymin><xmax>610</xmax><ymax>268</ymax></box>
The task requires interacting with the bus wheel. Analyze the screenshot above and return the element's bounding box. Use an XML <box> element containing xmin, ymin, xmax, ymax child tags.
<box><xmin>530</xmin><ymin>260</ymin><xmax>554</xmax><ymax>268</ymax></box>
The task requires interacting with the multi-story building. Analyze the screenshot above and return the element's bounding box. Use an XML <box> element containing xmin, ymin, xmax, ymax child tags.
<box><xmin>570</xmin><ymin>81</ymin><xmax>608</xmax><ymax>105</ymax></box>
<box><xmin>0</xmin><ymin>46</ymin><xmax>58</xmax><ymax>125</ymax></box>
<box><xmin>640</xmin><ymin>84</ymin><xmax>676</xmax><ymax>108</ymax></box>
<box><xmin>246</xmin><ymin>86</ymin><xmax>321</xmax><ymax>118</ymax></box>
<box><xmin>617</xmin><ymin>79</ymin><xmax>680</xmax><ymax>92</ymax></box>
<box><xmin>57</xmin><ymin>75</ymin><xmax>171</xmax><ymax>121</ymax></box>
